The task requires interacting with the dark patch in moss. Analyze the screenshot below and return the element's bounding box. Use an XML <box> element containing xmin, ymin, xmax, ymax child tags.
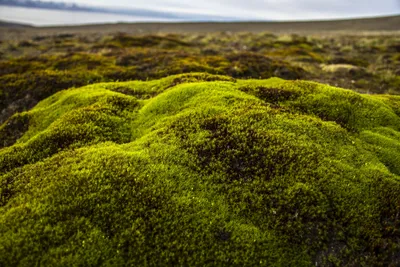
<box><xmin>112</xmin><ymin>86</ymin><xmax>156</xmax><ymax>99</ymax></box>
<box><xmin>215</xmin><ymin>229</ymin><xmax>232</xmax><ymax>241</ymax></box>
<box><xmin>0</xmin><ymin>93</ymin><xmax>36</xmax><ymax>125</ymax></box>
<box><xmin>169</xmin><ymin>113</ymin><xmax>320</xmax><ymax>183</ymax></box>
<box><xmin>32</xmin><ymin>35</ymin><xmax>49</xmax><ymax>41</ymax></box>
<box><xmin>108</xmin><ymin>33</ymin><xmax>191</xmax><ymax>48</ymax></box>
<box><xmin>0</xmin><ymin>71</ymin><xmax>103</xmax><ymax>124</ymax></box>
<box><xmin>0</xmin><ymin>113</ymin><xmax>29</xmax><ymax>149</ymax></box>
<box><xmin>225</xmin><ymin>52</ymin><xmax>305</xmax><ymax>79</ymax></box>
<box><xmin>239</xmin><ymin>86</ymin><xmax>299</xmax><ymax>105</ymax></box>
<box><xmin>52</xmin><ymin>53</ymin><xmax>108</xmax><ymax>71</ymax></box>
<box><xmin>17</xmin><ymin>40</ymin><xmax>37</xmax><ymax>47</ymax></box>
<box><xmin>327</xmin><ymin>56</ymin><xmax>369</xmax><ymax>67</ymax></box>
<box><xmin>388</xmin><ymin>44</ymin><xmax>400</xmax><ymax>53</ymax></box>
<box><xmin>167</xmin><ymin>73</ymin><xmax>235</xmax><ymax>88</ymax></box>
<box><xmin>54</xmin><ymin>33</ymin><xmax>75</xmax><ymax>39</ymax></box>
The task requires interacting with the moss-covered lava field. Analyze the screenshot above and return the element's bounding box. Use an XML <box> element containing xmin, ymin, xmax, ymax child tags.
<box><xmin>0</xmin><ymin>29</ymin><xmax>400</xmax><ymax>266</ymax></box>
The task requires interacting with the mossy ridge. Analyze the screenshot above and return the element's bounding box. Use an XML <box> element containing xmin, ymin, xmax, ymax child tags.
<box><xmin>1</xmin><ymin>74</ymin><xmax>400</xmax><ymax>266</ymax></box>
<box><xmin>0</xmin><ymin>143</ymin><xmax>309</xmax><ymax>266</ymax></box>
<box><xmin>0</xmin><ymin>89</ymin><xmax>138</xmax><ymax>172</ymax></box>
<box><xmin>237</xmin><ymin>79</ymin><xmax>400</xmax><ymax>132</ymax></box>
<box><xmin>2</xmin><ymin>31</ymin><xmax>399</xmax><ymax>124</ymax></box>
<box><xmin>0</xmin><ymin>73</ymin><xmax>235</xmax><ymax>169</ymax></box>
<box><xmin>0</xmin><ymin>73</ymin><xmax>235</xmax><ymax>146</ymax></box>
<box><xmin>0</xmin><ymin>70</ymin><xmax>104</xmax><ymax>124</ymax></box>
<box><xmin>360</xmin><ymin>128</ymin><xmax>400</xmax><ymax>175</ymax></box>
<box><xmin>18</xmin><ymin>88</ymin><xmax>136</xmax><ymax>143</ymax></box>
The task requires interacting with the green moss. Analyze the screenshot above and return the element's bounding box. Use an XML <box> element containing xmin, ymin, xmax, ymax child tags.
<box><xmin>1</xmin><ymin>74</ymin><xmax>400</xmax><ymax>266</ymax></box>
<box><xmin>361</xmin><ymin>128</ymin><xmax>400</xmax><ymax>175</ymax></box>
<box><xmin>0</xmin><ymin>89</ymin><xmax>138</xmax><ymax>171</ymax></box>
<box><xmin>2</xmin><ymin>32</ymin><xmax>399</xmax><ymax>125</ymax></box>
<box><xmin>376</xmin><ymin>95</ymin><xmax>400</xmax><ymax>116</ymax></box>
<box><xmin>238</xmin><ymin>79</ymin><xmax>400</xmax><ymax>132</ymax></box>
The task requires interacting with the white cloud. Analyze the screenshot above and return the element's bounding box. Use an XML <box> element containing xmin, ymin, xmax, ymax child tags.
<box><xmin>33</xmin><ymin>0</ymin><xmax>400</xmax><ymax>20</ymax></box>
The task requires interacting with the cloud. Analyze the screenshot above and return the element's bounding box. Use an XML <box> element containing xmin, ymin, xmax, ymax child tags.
<box><xmin>43</xmin><ymin>0</ymin><xmax>400</xmax><ymax>20</ymax></box>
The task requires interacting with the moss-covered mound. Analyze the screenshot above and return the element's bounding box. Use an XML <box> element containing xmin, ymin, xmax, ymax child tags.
<box><xmin>1</xmin><ymin>73</ymin><xmax>400</xmax><ymax>266</ymax></box>
<box><xmin>2</xmin><ymin>32</ymin><xmax>399</xmax><ymax>125</ymax></box>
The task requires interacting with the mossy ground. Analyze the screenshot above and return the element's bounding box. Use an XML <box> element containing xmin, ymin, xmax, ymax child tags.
<box><xmin>1</xmin><ymin>71</ymin><xmax>400</xmax><ymax>266</ymax></box>
<box><xmin>1</xmin><ymin>32</ymin><xmax>399</xmax><ymax>124</ymax></box>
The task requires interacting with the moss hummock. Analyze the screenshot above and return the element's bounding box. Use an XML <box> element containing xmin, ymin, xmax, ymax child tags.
<box><xmin>1</xmin><ymin>73</ymin><xmax>399</xmax><ymax>266</ymax></box>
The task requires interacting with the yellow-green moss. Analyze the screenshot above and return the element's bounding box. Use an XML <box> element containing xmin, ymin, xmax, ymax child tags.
<box><xmin>1</xmin><ymin>74</ymin><xmax>399</xmax><ymax>266</ymax></box>
<box><xmin>2</xmin><ymin>32</ymin><xmax>399</xmax><ymax>125</ymax></box>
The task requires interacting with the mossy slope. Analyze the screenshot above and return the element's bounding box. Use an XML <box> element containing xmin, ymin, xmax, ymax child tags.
<box><xmin>1</xmin><ymin>74</ymin><xmax>400</xmax><ymax>266</ymax></box>
<box><xmin>2</xmin><ymin>32</ymin><xmax>399</xmax><ymax>125</ymax></box>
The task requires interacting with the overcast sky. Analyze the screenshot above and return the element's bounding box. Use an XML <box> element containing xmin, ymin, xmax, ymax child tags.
<box><xmin>43</xmin><ymin>0</ymin><xmax>400</xmax><ymax>21</ymax></box>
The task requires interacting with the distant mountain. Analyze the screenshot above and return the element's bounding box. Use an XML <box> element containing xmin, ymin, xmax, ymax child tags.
<box><xmin>0</xmin><ymin>0</ymin><xmax>236</xmax><ymax>21</ymax></box>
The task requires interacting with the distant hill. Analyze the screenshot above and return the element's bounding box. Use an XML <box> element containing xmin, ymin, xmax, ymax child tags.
<box><xmin>0</xmin><ymin>15</ymin><xmax>399</xmax><ymax>41</ymax></box>
<box><xmin>0</xmin><ymin>20</ymin><xmax>33</xmax><ymax>28</ymax></box>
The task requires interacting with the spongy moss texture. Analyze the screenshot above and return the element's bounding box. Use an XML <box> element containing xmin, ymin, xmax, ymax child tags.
<box><xmin>1</xmin><ymin>73</ymin><xmax>400</xmax><ymax>266</ymax></box>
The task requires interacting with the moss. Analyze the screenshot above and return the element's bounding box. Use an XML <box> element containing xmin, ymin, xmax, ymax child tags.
<box><xmin>361</xmin><ymin>129</ymin><xmax>400</xmax><ymax>175</ymax></box>
<box><xmin>384</xmin><ymin>76</ymin><xmax>400</xmax><ymax>95</ymax></box>
<box><xmin>2</xmin><ymin>32</ymin><xmax>399</xmax><ymax>124</ymax></box>
<box><xmin>50</xmin><ymin>53</ymin><xmax>112</xmax><ymax>71</ymax></box>
<box><xmin>1</xmin><ymin>74</ymin><xmax>399</xmax><ymax>266</ymax></box>
<box><xmin>0</xmin><ymin>89</ymin><xmax>138</xmax><ymax>172</ymax></box>
<box><xmin>237</xmin><ymin>79</ymin><xmax>400</xmax><ymax>132</ymax></box>
<box><xmin>225</xmin><ymin>52</ymin><xmax>306</xmax><ymax>79</ymax></box>
<box><xmin>388</xmin><ymin>43</ymin><xmax>400</xmax><ymax>53</ymax></box>
<box><xmin>17</xmin><ymin>40</ymin><xmax>37</xmax><ymax>47</ymax></box>
<box><xmin>1</xmin><ymin>30</ymin><xmax>400</xmax><ymax>265</ymax></box>
<box><xmin>327</xmin><ymin>56</ymin><xmax>369</xmax><ymax>67</ymax></box>
<box><xmin>292</xmin><ymin>85</ymin><xmax>399</xmax><ymax>132</ymax></box>
<box><xmin>106</xmin><ymin>33</ymin><xmax>192</xmax><ymax>49</ymax></box>
<box><xmin>268</xmin><ymin>47</ymin><xmax>325</xmax><ymax>63</ymax></box>
<box><xmin>321</xmin><ymin>64</ymin><xmax>370</xmax><ymax>79</ymax></box>
<box><xmin>0</xmin><ymin>59</ymin><xmax>46</xmax><ymax>75</ymax></box>
<box><xmin>392</xmin><ymin>53</ymin><xmax>400</xmax><ymax>62</ymax></box>
<box><xmin>376</xmin><ymin>95</ymin><xmax>400</xmax><ymax>116</ymax></box>
<box><xmin>238</xmin><ymin>84</ymin><xmax>300</xmax><ymax>105</ymax></box>
<box><xmin>0</xmin><ymin>113</ymin><xmax>30</xmax><ymax>148</ymax></box>
<box><xmin>0</xmin><ymin>70</ymin><xmax>103</xmax><ymax>124</ymax></box>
